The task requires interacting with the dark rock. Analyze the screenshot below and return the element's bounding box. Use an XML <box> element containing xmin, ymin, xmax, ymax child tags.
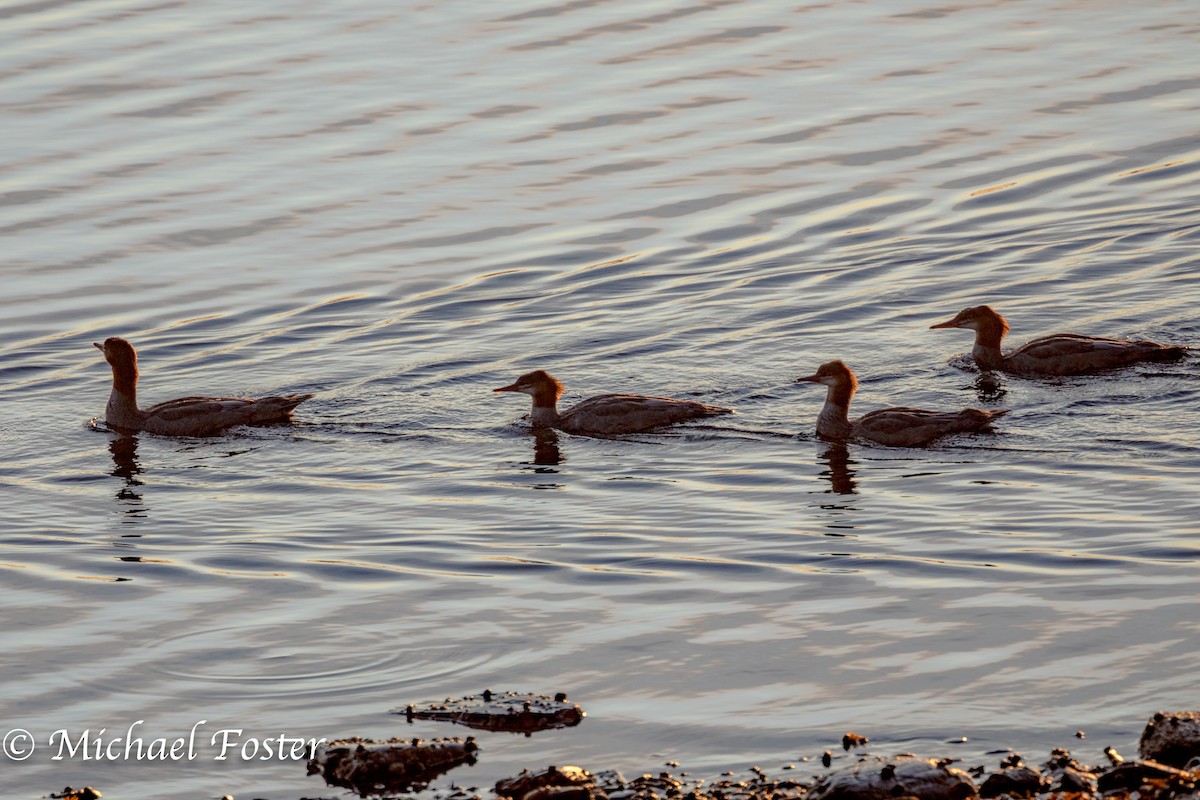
<box><xmin>496</xmin><ymin>765</ymin><xmax>598</xmax><ymax>800</ymax></box>
<box><xmin>51</xmin><ymin>789</ymin><xmax>102</xmax><ymax>800</ymax></box>
<box><xmin>808</xmin><ymin>754</ymin><xmax>977</xmax><ymax>800</ymax></box>
<box><xmin>843</xmin><ymin>733</ymin><xmax>869</xmax><ymax>751</ymax></box>
<box><xmin>399</xmin><ymin>690</ymin><xmax>586</xmax><ymax>735</ymax></box>
<box><xmin>1050</xmin><ymin>766</ymin><xmax>1095</xmax><ymax>793</ymax></box>
<box><xmin>978</xmin><ymin>766</ymin><xmax>1043</xmax><ymax>798</ymax></box>
<box><xmin>1140</xmin><ymin>711</ymin><xmax>1200</xmax><ymax>768</ymax></box>
<box><xmin>1041</xmin><ymin>747</ymin><xmax>1081</xmax><ymax>772</ymax></box>
<box><xmin>307</xmin><ymin>735</ymin><xmax>478</xmax><ymax>795</ymax></box>
<box><xmin>999</xmin><ymin>754</ymin><xmax>1023</xmax><ymax>769</ymax></box>
<box><xmin>1096</xmin><ymin>760</ymin><xmax>1195</xmax><ymax>793</ymax></box>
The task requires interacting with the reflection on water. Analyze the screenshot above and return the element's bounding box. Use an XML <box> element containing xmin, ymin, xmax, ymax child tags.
<box><xmin>108</xmin><ymin>434</ymin><xmax>147</xmax><ymax>519</ymax></box>
<box><xmin>972</xmin><ymin>373</ymin><xmax>1008</xmax><ymax>403</ymax></box>
<box><xmin>531</xmin><ymin>428</ymin><xmax>563</xmax><ymax>468</ymax></box>
<box><xmin>817</xmin><ymin>443</ymin><xmax>857</xmax><ymax>496</ymax></box>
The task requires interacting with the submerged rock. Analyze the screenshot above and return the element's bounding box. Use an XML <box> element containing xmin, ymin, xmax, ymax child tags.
<box><xmin>307</xmin><ymin>735</ymin><xmax>478</xmax><ymax>796</ymax></box>
<box><xmin>807</xmin><ymin>754</ymin><xmax>977</xmax><ymax>800</ymax></box>
<box><xmin>400</xmin><ymin>690</ymin><xmax>585</xmax><ymax>735</ymax></box>
<box><xmin>1140</xmin><ymin>711</ymin><xmax>1200</xmax><ymax>768</ymax></box>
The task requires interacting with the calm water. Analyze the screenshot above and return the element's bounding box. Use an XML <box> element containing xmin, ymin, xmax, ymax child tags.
<box><xmin>2</xmin><ymin>0</ymin><xmax>1199</xmax><ymax>797</ymax></box>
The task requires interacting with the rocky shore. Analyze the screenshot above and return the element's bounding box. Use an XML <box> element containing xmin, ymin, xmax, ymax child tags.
<box><xmin>51</xmin><ymin>707</ymin><xmax>1200</xmax><ymax>800</ymax></box>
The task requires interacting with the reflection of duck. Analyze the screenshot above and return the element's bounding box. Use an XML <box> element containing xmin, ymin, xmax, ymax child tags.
<box><xmin>108</xmin><ymin>433</ymin><xmax>145</xmax><ymax>504</ymax></box>
<box><xmin>931</xmin><ymin>305</ymin><xmax>1188</xmax><ymax>375</ymax></box>
<box><xmin>818</xmin><ymin>443</ymin><xmax>857</xmax><ymax>495</ymax></box>
<box><xmin>494</xmin><ymin>370</ymin><xmax>731</xmax><ymax>435</ymax></box>
<box><xmin>94</xmin><ymin>337</ymin><xmax>312</xmax><ymax>436</ymax></box>
<box><xmin>531</xmin><ymin>428</ymin><xmax>563</xmax><ymax>467</ymax></box>
<box><xmin>797</xmin><ymin>360</ymin><xmax>1007</xmax><ymax>447</ymax></box>
<box><xmin>109</xmin><ymin>434</ymin><xmax>142</xmax><ymax>483</ymax></box>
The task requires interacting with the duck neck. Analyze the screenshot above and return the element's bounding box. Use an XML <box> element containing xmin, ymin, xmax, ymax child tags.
<box><xmin>106</xmin><ymin>362</ymin><xmax>141</xmax><ymax>426</ymax></box>
<box><xmin>529</xmin><ymin>389</ymin><xmax>560</xmax><ymax>427</ymax></box>
<box><xmin>971</xmin><ymin>322</ymin><xmax>1007</xmax><ymax>370</ymax></box>
<box><xmin>816</xmin><ymin>381</ymin><xmax>854</xmax><ymax>439</ymax></box>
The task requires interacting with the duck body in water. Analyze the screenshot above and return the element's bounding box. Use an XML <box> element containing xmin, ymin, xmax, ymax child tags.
<box><xmin>797</xmin><ymin>360</ymin><xmax>1007</xmax><ymax>447</ymax></box>
<box><xmin>493</xmin><ymin>369</ymin><xmax>731</xmax><ymax>436</ymax></box>
<box><xmin>930</xmin><ymin>305</ymin><xmax>1188</xmax><ymax>376</ymax></box>
<box><xmin>94</xmin><ymin>337</ymin><xmax>312</xmax><ymax>436</ymax></box>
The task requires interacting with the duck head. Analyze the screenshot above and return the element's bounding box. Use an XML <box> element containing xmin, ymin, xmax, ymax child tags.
<box><xmin>494</xmin><ymin>369</ymin><xmax>565</xmax><ymax>407</ymax></box>
<box><xmin>797</xmin><ymin>359</ymin><xmax>858</xmax><ymax>391</ymax></box>
<box><xmin>930</xmin><ymin>305</ymin><xmax>1010</xmax><ymax>336</ymax></box>
<box><xmin>94</xmin><ymin>337</ymin><xmax>138</xmax><ymax>368</ymax></box>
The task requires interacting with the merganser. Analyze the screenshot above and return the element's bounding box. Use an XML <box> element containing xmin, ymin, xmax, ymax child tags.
<box><xmin>493</xmin><ymin>369</ymin><xmax>732</xmax><ymax>435</ymax></box>
<box><xmin>797</xmin><ymin>360</ymin><xmax>1007</xmax><ymax>447</ymax></box>
<box><xmin>930</xmin><ymin>305</ymin><xmax>1188</xmax><ymax>375</ymax></box>
<box><xmin>94</xmin><ymin>337</ymin><xmax>312</xmax><ymax>436</ymax></box>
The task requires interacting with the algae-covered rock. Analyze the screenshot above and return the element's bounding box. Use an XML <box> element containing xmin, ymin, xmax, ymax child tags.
<box><xmin>1140</xmin><ymin>711</ymin><xmax>1200</xmax><ymax>768</ymax></box>
<box><xmin>808</xmin><ymin>754</ymin><xmax>977</xmax><ymax>800</ymax></box>
<box><xmin>307</xmin><ymin>735</ymin><xmax>478</xmax><ymax>796</ymax></box>
<box><xmin>400</xmin><ymin>690</ymin><xmax>585</xmax><ymax>735</ymax></box>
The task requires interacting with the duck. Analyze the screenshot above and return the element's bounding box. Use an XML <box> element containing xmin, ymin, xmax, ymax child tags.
<box><xmin>94</xmin><ymin>337</ymin><xmax>312</xmax><ymax>436</ymax></box>
<box><xmin>930</xmin><ymin>305</ymin><xmax>1188</xmax><ymax>376</ymax></box>
<box><xmin>797</xmin><ymin>360</ymin><xmax>1007</xmax><ymax>447</ymax></box>
<box><xmin>493</xmin><ymin>369</ymin><xmax>732</xmax><ymax>435</ymax></box>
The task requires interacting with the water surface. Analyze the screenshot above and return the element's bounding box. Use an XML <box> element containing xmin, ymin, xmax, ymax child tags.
<box><xmin>2</xmin><ymin>1</ymin><xmax>1199</xmax><ymax>797</ymax></box>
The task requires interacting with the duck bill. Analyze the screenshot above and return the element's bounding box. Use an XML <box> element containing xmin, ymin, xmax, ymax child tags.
<box><xmin>796</xmin><ymin>374</ymin><xmax>821</xmax><ymax>383</ymax></box>
<box><xmin>493</xmin><ymin>383</ymin><xmax>520</xmax><ymax>393</ymax></box>
<box><xmin>929</xmin><ymin>318</ymin><xmax>961</xmax><ymax>329</ymax></box>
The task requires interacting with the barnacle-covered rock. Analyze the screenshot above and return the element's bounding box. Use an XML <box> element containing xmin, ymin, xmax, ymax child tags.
<box><xmin>1140</xmin><ymin>711</ymin><xmax>1200</xmax><ymax>769</ymax></box>
<box><xmin>307</xmin><ymin>735</ymin><xmax>478</xmax><ymax>796</ymax></box>
<box><xmin>400</xmin><ymin>690</ymin><xmax>585</xmax><ymax>735</ymax></box>
<box><xmin>808</xmin><ymin>754</ymin><xmax>977</xmax><ymax>800</ymax></box>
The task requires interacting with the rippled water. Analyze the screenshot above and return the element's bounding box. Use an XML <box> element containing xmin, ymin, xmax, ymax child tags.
<box><xmin>3</xmin><ymin>0</ymin><xmax>1199</xmax><ymax>797</ymax></box>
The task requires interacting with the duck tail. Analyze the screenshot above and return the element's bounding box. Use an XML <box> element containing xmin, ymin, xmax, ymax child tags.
<box><xmin>279</xmin><ymin>393</ymin><xmax>314</xmax><ymax>412</ymax></box>
<box><xmin>250</xmin><ymin>392</ymin><xmax>313</xmax><ymax>423</ymax></box>
<box><xmin>959</xmin><ymin>407</ymin><xmax>1008</xmax><ymax>431</ymax></box>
